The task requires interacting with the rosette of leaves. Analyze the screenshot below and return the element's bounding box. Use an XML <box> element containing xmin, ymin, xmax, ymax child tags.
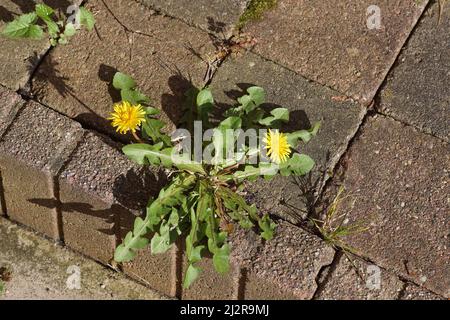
<box><xmin>1</xmin><ymin>4</ymin><xmax>94</xmax><ymax>46</ymax></box>
<box><xmin>113</xmin><ymin>73</ymin><xmax>320</xmax><ymax>288</ymax></box>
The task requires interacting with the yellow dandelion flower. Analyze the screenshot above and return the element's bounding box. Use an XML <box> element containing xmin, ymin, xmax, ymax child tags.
<box><xmin>108</xmin><ymin>101</ymin><xmax>146</xmax><ymax>134</ymax></box>
<box><xmin>264</xmin><ymin>129</ymin><xmax>292</xmax><ymax>164</ymax></box>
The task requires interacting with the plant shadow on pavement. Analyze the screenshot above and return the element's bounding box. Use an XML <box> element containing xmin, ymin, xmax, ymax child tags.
<box><xmin>112</xmin><ymin>167</ymin><xmax>168</xmax><ymax>239</ymax></box>
<box><xmin>160</xmin><ymin>72</ymin><xmax>198</xmax><ymax>127</ymax></box>
<box><xmin>206</xmin><ymin>16</ymin><xmax>228</xmax><ymax>46</ymax></box>
<box><xmin>31</xmin><ymin>55</ymin><xmax>117</xmax><ymax>139</ymax></box>
<box><xmin>28</xmin><ymin>160</ymin><xmax>168</xmax><ymax>241</ymax></box>
<box><xmin>283</xmin><ymin>164</ymin><xmax>331</xmax><ymax>224</ymax></box>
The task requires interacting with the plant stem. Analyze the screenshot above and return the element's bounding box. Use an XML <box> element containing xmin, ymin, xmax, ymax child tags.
<box><xmin>132</xmin><ymin>131</ymin><xmax>143</xmax><ymax>143</ymax></box>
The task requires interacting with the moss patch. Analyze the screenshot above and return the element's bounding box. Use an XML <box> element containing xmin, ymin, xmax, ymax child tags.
<box><xmin>238</xmin><ymin>0</ymin><xmax>277</xmax><ymax>29</ymax></box>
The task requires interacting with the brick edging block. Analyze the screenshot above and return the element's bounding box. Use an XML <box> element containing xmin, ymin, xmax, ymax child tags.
<box><xmin>0</xmin><ymin>86</ymin><xmax>24</xmax><ymax>216</ymax></box>
<box><xmin>0</xmin><ymin>94</ymin><xmax>83</xmax><ymax>238</ymax></box>
<box><xmin>57</xmin><ymin>132</ymin><xmax>176</xmax><ymax>296</ymax></box>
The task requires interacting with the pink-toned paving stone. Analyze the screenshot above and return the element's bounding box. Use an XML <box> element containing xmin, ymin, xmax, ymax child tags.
<box><xmin>0</xmin><ymin>101</ymin><xmax>83</xmax><ymax>239</ymax></box>
<box><xmin>244</xmin><ymin>221</ymin><xmax>335</xmax><ymax>299</ymax></box>
<box><xmin>324</xmin><ymin>115</ymin><xmax>449</xmax><ymax>297</ymax></box>
<box><xmin>243</xmin><ymin>0</ymin><xmax>429</xmax><ymax>103</ymax></box>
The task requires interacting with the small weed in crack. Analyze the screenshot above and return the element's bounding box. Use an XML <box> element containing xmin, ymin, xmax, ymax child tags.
<box><xmin>1</xmin><ymin>3</ymin><xmax>95</xmax><ymax>46</ymax></box>
<box><xmin>310</xmin><ymin>186</ymin><xmax>369</xmax><ymax>254</ymax></box>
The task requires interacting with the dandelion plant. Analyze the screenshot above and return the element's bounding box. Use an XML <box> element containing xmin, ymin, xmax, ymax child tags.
<box><xmin>109</xmin><ymin>72</ymin><xmax>320</xmax><ymax>287</ymax></box>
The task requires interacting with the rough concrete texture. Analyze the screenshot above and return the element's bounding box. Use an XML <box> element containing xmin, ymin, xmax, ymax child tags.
<box><xmin>0</xmin><ymin>86</ymin><xmax>24</xmax><ymax>138</ymax></box>
<box><xmin>31</xmin><ymin>0</ymin><xmax>216</xmax><ymax>139</ymax></box>
<box><xmin>315</xmin><ymin>253</ymin><xmax>403</xmax><ymax>300</ymax></box>
<box><xmin>137</xmin><ymin>0</ymin><xmax>249</xmax><ymax>37</ymax></box>
<box><xmin>243</xmin><ymin>0</ymin><xmax>429</xmax><ymax>103</ymax></box>
<box><xmin>400</xmin><ymin>283</ymin><xmax>446</xmax><ymax>300</ymax></box>
<box><xmin>228</xmin><ymin>225</ymin><xmax>262</xmax><ymax>269</ymax></box>
<box><xmin>379</xmin><ymin>1</ymin><xmax>450</xmax><ymax>142</ymax></box>
<box><xmin>210</xmin><ymin>52</ymin><xmax>365</xmax><ymax>223</ymax></box>
<box><xmin>0</xmin><ymin>101</ymin><xmax>83</xmax><ymax>239</ymax></box>
<box><xmin>324</xmin><ymin>115</ymin><xmax>449</xmax><ymax>297</ymax></box>
<box><xmin>0</xmin><ymin>217</ymin><xmax>165</xmax><ymax>300</ymax></box>
<box><xmin>245</xmin><ymin>221</ymin><xmax>335</xmax><ymax>299</ymax></box>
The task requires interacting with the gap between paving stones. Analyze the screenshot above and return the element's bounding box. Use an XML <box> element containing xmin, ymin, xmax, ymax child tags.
<box><xmin>376</xmin><ymin>109</ymin><xmax>449</xmax><ymax>145</ymax></box>
<box><xmin>134</xmin><ymin>0</ymin><xmax>249</xmax><ymax>38</ymax></box>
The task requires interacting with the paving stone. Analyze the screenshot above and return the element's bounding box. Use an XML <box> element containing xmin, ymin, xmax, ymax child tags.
<box><xmin>244</xmin><ymin>221</ymin><xmax>335</xmax><ymax>299</ymax></box>
<box><xmin>210</xmin><ymin>52</ymin><xmax>365</xmax><ymax>223</ymax></box>
<box><xmin>0</xmin><ymin>101</ymin><xmax>83</xmax><ymax>239</ymax></box>
<box><xmin>31</xmin><ymin>0</ymin><xmax>215</xmax><ymax>139</ymax></box>
<box><xmin>0</xmin><ymin>217</ymin><xmax>165</xmax><ymax>300</ymax></box>
<box><xmin>243</xmin><ymin>0</ymin><xmax>428</xmax><ymax>103</ymax></box>
<box><xmin>58</xmin><ymin>132</ymin><xmax>126</xmax><ymax>264</ymax></box>
<box><xmin>324</xmin><ymin>115</ymin><xmax>450</xmax><ymax>297</ymax></box>
<box><xmin>0</xmin><ymin>0</ymin><xmax>81</xmax><ymax>90</ymax></box>
<box><xmin>379</xmin><ymin>1</ymin><xmax>450</xmax><ymax>142</ymax></box>
<box><xmin>315</xmin><ymin>253</ymin><xmax>403</xmax><ymax>300</ymax></box>
<box><xmin>228</xmin><ymin>225</ymin><xmax>262</xmax><ymax>269</ymax></box>
<box><xmin>400</xmin><ymin>283</ymin><xmax>446</xmax><ymax>300</ymax></box>
<box><xmin>137</xmin><ymin>0</ymin><xmax>249</xmax><ymax>37</ymax></box>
